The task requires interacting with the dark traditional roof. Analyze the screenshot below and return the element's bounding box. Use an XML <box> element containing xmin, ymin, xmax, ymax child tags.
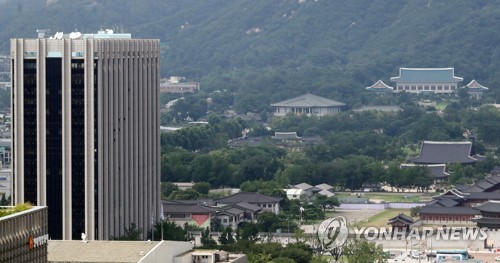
<box><xmin>474</xmin><ymin>201</ymin><xmax>500</xmax><ymax>213</ymax></box>
<box><xmin>457</xmin><ymin>175</ymin><xmax>500</xmax><ymax>193</ymax></box>
<box><xmin>217</xmin><ymin>207</ymin><xmax>245</xmax><ymax>216</ymax></box>
<box><xmin>409</xmin><ymin>141</ymin><xmax>477</xmax><ymax>164</ymax></box>
<box><xmin>420</xmin><ymin>206</ymin><xmax>480</xmax><ymax>215</ymax></box>
<box><xmin>434</xmin><ymin>198</ymin><xmax>459</xmax><ymax>208</ymax></box>
<box><xmin>455</xmin><ymin>185</ymin><xmax>471</xmax><ymax>192</ymax></box>
<box><xmin>231</xmin><ymin>202</ymin><xmax>262</xmax><ymax>213</ymax></box>
<box><xmin>271</xmin><ymin>93</ymin><xmax>345</xmax><ymax>108</ymax></box>
<box><xmin>472</xmin><ymin>217</ymin><xmax>500</xmax><ymax>225</ymax></box>
<box><xmin>468</xmin><ymin>192</ymin><xmax>500</xmax><ymax>200</ymax></box>
<box><xmin>162</xmin><ymin>202</ymin><xmax>216</xmax><ymax>214</ymax></box>
<box><xmin>216</xmin><ymin>192</ymin><xmax>282</xmax><ymax>205</ymax></box>
<box><xmin>388</xmin><ymin>213</ymin><xmax>414</xmax><ymax>224</ymax></box>
<box><xmin>390</xmin><ymin>68</ymin><xmax>463</xmax><ymax>83</ymax></box>
<box><xmin>365</xmin><ymin>80</ymin><xmax>394</xmax><ymax>92</ymax></box>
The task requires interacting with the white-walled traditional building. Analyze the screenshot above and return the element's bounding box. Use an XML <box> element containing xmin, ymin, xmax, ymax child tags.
<box><xmin>271</xmin><ymin>93</ymin><xmax>345</xmax><ymax>117</ymax></box>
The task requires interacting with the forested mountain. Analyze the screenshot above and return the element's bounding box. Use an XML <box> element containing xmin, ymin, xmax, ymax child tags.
<box><xmin>1</xmin><ymin>0</ymin><xmax>499</xmax><ymax>111</ymax></box>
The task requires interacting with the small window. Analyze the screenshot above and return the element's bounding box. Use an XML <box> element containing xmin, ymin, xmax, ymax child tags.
<box><xmin>72</xmin><ymin>51</ymin><xmax>84</xmax><ymax>57</ymax></box>
<box><xmin>24</xmin><ymin>51</ymin><xmax>37</xmax><ymax>58</ymax></box>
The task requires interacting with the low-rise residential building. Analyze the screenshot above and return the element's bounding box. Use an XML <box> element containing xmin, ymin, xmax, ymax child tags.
<box><xmin>216</xmin><ymin>192</ymin><xmax>282</xmax><ymax>215</ymax></box>
<box><xmin>271</xmin><ymin>93</ymin><xmax>345</xmax><ymax>117</ymax></box>
<box><xmin>285</xmin><ymin>188</ymin><xmax>305</xmax><ymax>200</ymax></box>
<box><xmin>293</xmin><ymin>183</ymin><xmax>321</xmax><ymax>200</ymax></box>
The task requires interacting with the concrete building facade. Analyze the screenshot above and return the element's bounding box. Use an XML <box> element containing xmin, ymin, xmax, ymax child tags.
<box><xmin>0</xmin><ymin>206</ymin><xmax>48</xmax><ymax>263</ymax></box>
<box><xmin>11</xmin><ymin>30</ymin><xmax>160</xmax><ymax>240</ymax></box>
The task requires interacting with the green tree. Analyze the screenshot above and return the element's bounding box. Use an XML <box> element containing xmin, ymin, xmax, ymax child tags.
<box><xmin>313</xmin><ymin>195</ymin><xmax>340</xmax><ymax>211</ymax></box>
<box><xmin>192</xmin><ymin>182</ymin><xmax>211</xmax><ymax>195</ymax></box>
<box><xmin>160</xmin><ymin>182</ymin><xmax>179</xmax><ymax>199</ymax></box>
<box><xmin>200</xmin><ymin>227</ymin><xmax>217</xmax><ymax>247</ymax></box>
<box><xmin>342</xmin><ymin>239</ymin><xmax>387</xmax><ymax>263</ymax></box>
<box><xmin>111</xmin><ymin>223</ymin><xmax>143</xmax><ymax>241</ymax></box>
<box><xmin>167</xmin><ymin>189</ymin><xmax>201</xmax><ymax>200</ymax></box>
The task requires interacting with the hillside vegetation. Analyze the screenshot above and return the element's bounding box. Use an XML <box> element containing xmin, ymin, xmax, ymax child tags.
<box><xmin>1</xmin><ymin>0</ymin><xmax>499</xmax><ymax>110</ymax></box>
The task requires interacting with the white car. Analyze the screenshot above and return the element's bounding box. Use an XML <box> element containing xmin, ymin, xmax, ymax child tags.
<box><xmin>410</xmin><ymin>250</ymin><xmax>423</xmax><ymax>259</ymax></box>
<box><xmin>494</xmin><ymin>255</ymin><xmax>500</xmax><ymax>262</ymax></box>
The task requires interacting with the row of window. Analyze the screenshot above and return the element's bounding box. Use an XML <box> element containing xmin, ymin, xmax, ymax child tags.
<box><xmin>397</xmin><ymin>84</ymin><xmax>456</xmax><ymax>91</ymax></box>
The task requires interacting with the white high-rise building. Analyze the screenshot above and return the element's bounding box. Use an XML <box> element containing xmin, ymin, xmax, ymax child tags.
<box><xmin>11</xmin><ymin>29</ymin><xmax>160</xmax><ymax>240</ymax></box>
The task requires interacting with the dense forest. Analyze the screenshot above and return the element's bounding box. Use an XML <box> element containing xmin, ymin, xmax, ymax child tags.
<box><xmin>0</xmin><ymin>0</ymin><xmax>500</xmax><ymax>111</ymax></box>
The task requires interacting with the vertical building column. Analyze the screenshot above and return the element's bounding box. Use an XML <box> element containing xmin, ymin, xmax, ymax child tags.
<box><xmin>62</xmin><ymin>39</ymin><xmax>73</xmax><ymax>240</ymax></box>
<box><xmin>37</xmin><ymin>39</ymin><xmax>47</xmax><ymax>206</ymax></box>
<box><xmin>84</xmin><ymin>39</ymin><xmax>95</xmax><ymax>240</ymax></box>
<box><xmin>12</xmin><ymin>39</ymin><xmax>25</xmax><ymax>204</ymax></box>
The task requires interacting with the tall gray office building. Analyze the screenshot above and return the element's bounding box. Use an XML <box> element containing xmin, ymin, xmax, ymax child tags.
<box><xmin>11</xmin><ymin>29</ymin><xmax>160</xmax><ymax>240</ymax></box>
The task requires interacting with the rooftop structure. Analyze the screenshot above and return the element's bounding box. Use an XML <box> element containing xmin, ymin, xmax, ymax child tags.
<box><xmin>365</xmin><ymin>80</ymin><xmax>394</xmax><ymax>93</ymax></box>
<box><xmin>271</xmin><ymin>93</ymin><xmax>345</xmax><ymax>117</ymax></box>
<box><xmin>390</xmin><ymin>68</ymin><xmax>463</xmax><ymax>94</ymax></box>
<box><xmin>462</xmin><ymin>79</ymin><xmax>489</xmax><ymax>98</ymax></box>
<box><xmin>47</xmin><ymin>240</ymin><xmax>194</xmax><ymax>263</ymax></box>
<box><xmin>408</xmin><ymin>141</ymin><xmax>478</xmax><ymax>164</ymax></box>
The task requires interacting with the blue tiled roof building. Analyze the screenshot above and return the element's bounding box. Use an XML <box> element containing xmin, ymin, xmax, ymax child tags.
<box><xmin>390</xmin><ymin>68</ymin><xmax>463</xmax><ymax>94</ymax></box>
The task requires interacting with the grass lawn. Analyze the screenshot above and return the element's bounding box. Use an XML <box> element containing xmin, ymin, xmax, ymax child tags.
<box><xmin>435</xmin><ymin>102</ymin><xmax>449</xmax><ymax>111</ymax></box>
<box><xmin>353</xmin><ymin>209</ymin><xmax>415</xmax><ymax>228</ymax></box>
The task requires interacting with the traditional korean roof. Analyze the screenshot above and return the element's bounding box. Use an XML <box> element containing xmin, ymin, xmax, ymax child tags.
<box><xmin>217</xmin><ymin>207</ymin><xmax>245</xmax><ymax>216</ymax></box>
<box><xmin>467</xmin><ymin>192</ymin><xmax>500</xmax><ymax>200</ymax></box>
<box><xmin>456</xmin><ymin>175</ymin><xmax>500</xmax><ymax>193</ymax></box>
<box><xmin>471</xmin><ymin>217</ymin><xmax>500</xmax><ymax>225</ymax></box>
<box><xmin>271</xmin><ymin>93</ymin><xmax>345</xmax><ymax>108</ymax></box>
<box><xmin>474</xmin><ymin>200</ymin><xmax>500</xmax><ymax>213</ymax></box>
<box><xmin>365</xmin><ymin>80</ymin><xmax>394</xmax><ymax>92</ymax></box>
<box><xmin>430</xmin><ymin>197</ymin><xmax>459</xmax><ymax>208</ymax></box>
<box><xmin>231</xmin><ymin>202</ymin><xmax>262</xmax><ymax>213</ymax></box>
<box><xmin>216</xmin><ymin>192</ymin><xmax>282</xmax><ymax>204</ymax></box>
<box><xmin>162</xmin><ymin>201</ymin><xmax>216</xmax><ymax>214</ymax></box>
<box><xmin>420</xmin><ymin>206</ymin><xmax>480</xmax><ymax>215</ymax></box>
<box><xmin>400</xmin><ymin>164</ymin><xmax>450</xmax><ymax>178</ymax></box>
<box><xmin>409</xmin><ymin>141</ymin><xmax>477</xmax><ymax>164</ymax></box>
<box><xmin>463</xmin><ymin>80</ymin><xmax>489</xmax><ymax>91</ymax></box>
<box><xmin>388</xmin><ymin>213</ymin><xmax>414</xmax><ymax>224</ymax></box>
<box><xmin>390</xmin><ymin>68</ymin><xmax>463</xmax><ymax>83</ymax></box>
